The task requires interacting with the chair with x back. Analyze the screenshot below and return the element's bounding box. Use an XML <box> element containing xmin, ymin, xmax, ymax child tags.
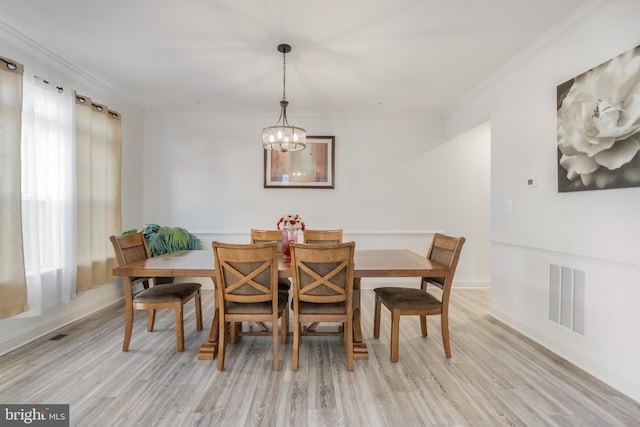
<box><xmin>290</xmin><ymin>241</ymin><xmax>356</xmax><ymax>371</ymax></box>
<box><xmin>298</xmin><ymin>229</ymin><xmax>344</xmax><ymax>334</ymax></box>
<box><xmin>250</xmin><ymin>229</ymin><xmax>292</xmax><ymax>291</ymax></box>
<box><xmin>247</xmin><ymin>229</ymin><xmax>293</xmax><ymax>337</ymax></box>
<box><xmin>110</xmin><ymin>233</ymin><xmax>203</xmax><ymax>352</ymax></box>
<box><xmin>212</xmin><ymin>241</ymin><xmax>289</xmax><ymax>371</ymax></box>
<box><xmin>303</xmin><ymin>229</ymin><xmax>343</xmax><ymax>244</ymax></box>
<box><xmin>373</xmin><ymin>233</ymin><xmax>465</xmax><ymax>362</ymax></box>
<box><xmin>250</xmin><ymin>229</ymin><xmax>285</xmax><ymax>251</ymax></box>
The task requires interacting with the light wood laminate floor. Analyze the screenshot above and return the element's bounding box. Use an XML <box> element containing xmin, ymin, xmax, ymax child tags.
<box><xmin>1</xmin><ymin>288</ymin><xmax>638</xmax><ymax>426</ymax></box>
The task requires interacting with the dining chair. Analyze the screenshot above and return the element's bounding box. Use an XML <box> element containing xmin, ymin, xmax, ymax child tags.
<box><xmin>212</xmin><ymin>241</ymin><xmax>289</xmax><ymax>371</ymax></box>
<box><xmin>250</xmin><ymin>229</ymin><xmax>284</xmax><ymax>251</ymax></box>
<box><xmin>248</xmin><ymin>228</ymin><xmax>293</xmax><ymax>335</ymax></box>
<box><xmin>299</xmin><ymin>229</ymin><xmax>344</xmax><ymax>334</ymax></box>
<box><xmin>303</xmin><ymin>229</ymin><xmax>343</xmax><ymax>244</ymax></box>
<box><xmin>373</xmin><ymin>233</ymin><xmax>465</xmax><ymax>362</ymax></box>
<box><xmin>250</xmin><ymin>228</ymin><xmax>292</xmax><ymax>291</ymax></box>
<box><xmin>109</xmin><ymin>233</ymin><xmax>203</xmax><ymax>352</ymax></box>
<box><xmin>290</xmin><ymin>241</ymin><xmax>356</xmax><ymax>371</ymax></box>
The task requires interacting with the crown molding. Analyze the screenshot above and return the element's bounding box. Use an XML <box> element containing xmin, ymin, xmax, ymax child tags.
<box><xmin>445</xmin><ymin>0</ymin><xmax>616</xmax><ymax>117</ymax></box>
<box><xmin>0</xmin><ymin>20</ymin><xmax>140</xmax><ymax>107</ymax></box>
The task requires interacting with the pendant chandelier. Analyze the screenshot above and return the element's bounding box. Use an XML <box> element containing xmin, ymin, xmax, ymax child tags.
<box><xmin>262</xmin><ymin>44</ymin><xmax>306</xmax><ymax>152</ymax></box>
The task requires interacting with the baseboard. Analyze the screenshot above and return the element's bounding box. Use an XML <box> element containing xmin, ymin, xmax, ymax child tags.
<box><xmin>0</xmin><ymin>281</ymin><xmax>122</xmax><ymax>356</ymax></box>
<box><xmin>489</xmin><ymin>307</ymin><xmax>640</xmax><ymax>404</ymax></box>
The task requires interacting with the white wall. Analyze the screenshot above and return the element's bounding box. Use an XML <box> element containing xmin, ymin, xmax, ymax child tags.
<box><xmin>0</xmin><ymin>26</ymin><xmax>145</xmax><ymax>355</ymax></box>
<box><xmin>446</xmin><ymin>0</ymin><xmax>640</xmax><ymax>401</ymax></box>
<box><xmin>0</xmin><ymin>20</ymin><xmax>491</xmax><ymax>354</ymax></box>
<box><xmin>143</xmin><ymin>113</ymin><xmax>491</xmax><ymax>287</ymax></box>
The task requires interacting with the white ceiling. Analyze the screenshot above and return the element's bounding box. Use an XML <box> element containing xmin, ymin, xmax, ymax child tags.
<box><xmin>0</xmin><ymin>0</ymin><xmax>589</xmax><ymax>115</ymax></box>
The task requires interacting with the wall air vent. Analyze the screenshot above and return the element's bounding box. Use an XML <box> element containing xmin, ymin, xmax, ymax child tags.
<box><xmin>549</xmin><ymin>264</ymin><xmax>585</xmax><ymax>335</ymax></box>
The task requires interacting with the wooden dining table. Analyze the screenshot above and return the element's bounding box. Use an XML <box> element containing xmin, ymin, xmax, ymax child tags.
<box><xmin>112</xmin><ymin>248</ymin><xmax>449</xmax><ymax>361</ymax></box>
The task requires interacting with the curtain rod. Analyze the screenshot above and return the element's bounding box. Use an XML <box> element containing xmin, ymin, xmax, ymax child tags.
<box><xmin>76</xmin><ymin>95</ymin><xmax>119</xmax><ymax>118</ymax></box>
<box><xmin>35</xmin><ymin>75</ymin><xmax>64</xmax><ymax>93</ymax></box>
<box><xmin>0</xmin><ymin>56</ymin><xmax>18</xmax><ymax>70</ymax></box>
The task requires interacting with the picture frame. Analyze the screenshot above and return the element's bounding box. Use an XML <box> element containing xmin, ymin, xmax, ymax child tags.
<box><xmin>264</xmin><ymin>135</ymin><xmax>335</xmax><ymax>189</ymax></box>
<box><xmin>557</xmin><ymin>45</ymin><xmax>640</xmax><ymax>192</ymax></box>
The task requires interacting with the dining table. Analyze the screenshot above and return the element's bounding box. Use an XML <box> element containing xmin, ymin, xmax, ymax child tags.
<box><xmin>112</xmin><ymin>248</ymin><xmax>449</xmax><ymax>361</ymax></box>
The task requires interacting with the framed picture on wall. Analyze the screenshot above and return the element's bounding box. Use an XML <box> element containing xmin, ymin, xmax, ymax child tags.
<box><xmin>264</xmin><ymin>135</ymin><xmax>335</xmax><ymax>189</ymax></box>
<box><xmin>557</xmin><ymin>45</ymin><xmax>640</xmax><ymax>192</ymax></box>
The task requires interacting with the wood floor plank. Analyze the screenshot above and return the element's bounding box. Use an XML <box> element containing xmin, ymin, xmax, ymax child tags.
<box><xmin>1</xmin><ymin>288</ymin><xmax>639</xmax><ymax>426</ymax></box>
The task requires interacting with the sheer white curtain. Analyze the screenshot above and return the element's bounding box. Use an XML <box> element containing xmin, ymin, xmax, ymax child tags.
<box><xmin>20</xmin><ymin>75</ymin><xmax>76</xmax><ymax>315</ymax></box>
<box><xmin>0</xmin><ymin>56</ymin><xmax>28</xmax><ymax>319</ymax></box>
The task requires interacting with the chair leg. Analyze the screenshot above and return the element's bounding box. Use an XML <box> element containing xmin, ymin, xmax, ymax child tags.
<box><xmin>217</xmin><ymin>313</ymin><xmax>226</xmax><ymax>371</ymax></box>
<box><xmin>390</xmin><ymin>309</ymin><xmax>400</xmax><ymax>363</ymax></box>
<box><xmin>272</xmin><ymin>315</ymin><xmax>280</xmax><ymax>371</ymax></box>
<box><xmin>280</xmin><ymin>309</ymin><xmax>289</xmax><ymax>344</ymax></box>
<box><xmin>230</xmin><ymin>321</ymin><xmax>237</xmax><ymax>344</ymax></box>
<box><xmin>292</xmin><ymin>316</ymin><xmax>300</xmax><ymax>371</ymax></box>
<box><xmin>123</xmin><ymin>305</ymin><xmax>134</xmax><ymax>352</ymax></box>
<box><xmin>441</xmin><ymin>312</ymin><xmax>451</xmax><ymax>358</ymax></box>
<box><xmin>147</xmin><ymin>309</ymin><xmax>156</xmax><ymax>332</ymax></box>
<box><xmin>195</xmin><ymin>291</ymin><xmax>203</xmax><ymax>331</ymax></box>
<box><xmin>373</xmin><ymin>295</ymin><xmax>381</xmax><ymax>339</ymax></box>
<box><xmin>353</xmin><ymin>307</ymin><xmax>362</xmax><ymax>344</ymax></box>
<box><xmin>420</xmin><ymin>315</ymin><xmax>427</xmax><ymax>337</ymax></box>
<box><xmin>174</xmin><ymin>303</ymin><xmax>184</xmax><ymax>352</ymax></box>
<box><xmin>346</xmin><ymin>318</ymin><xmax>354</xmax><ymax>371</ymax></box>
<box><xmin>343</xmin><ymin>320</ymin><xmax>348</xmax><ymax>343</ymax></box>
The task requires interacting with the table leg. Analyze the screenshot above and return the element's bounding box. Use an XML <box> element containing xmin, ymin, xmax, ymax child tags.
<box><xmin>197</xmin><ymin>308</ymin><xmax>219</xmax><ymax>360</ymax></box>
<box><xmin>198</xmin><ymin>277</ymin><xmax>219</xmax><ymax>360</ymax></box>
<box><xmin>352</xmin><ymin>278</ymin><xmax>368</xmax><ymax>360</ymax></box>
<box><xmin>197</xmin><ymin>277</ymin><xmax>369</xmax><ymax>361</ymax></box>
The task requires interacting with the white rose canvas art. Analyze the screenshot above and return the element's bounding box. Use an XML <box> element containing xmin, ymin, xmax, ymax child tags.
<box><xmin>557</xmin><ymin>45</ymin><xmax>640</xmax><ymax>192</ymax></box>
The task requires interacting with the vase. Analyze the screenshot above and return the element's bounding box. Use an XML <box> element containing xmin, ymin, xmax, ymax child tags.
<box><xmin>282</xmin><ymin>229</ymin><xmax>298</xmax><ymax>260</ymax></box>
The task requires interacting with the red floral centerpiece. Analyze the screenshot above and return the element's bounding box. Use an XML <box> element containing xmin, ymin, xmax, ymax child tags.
<box><xmin>277</xmin><ymin>214</ymin><xmax>305</xmax><ymax>260</ymax></box>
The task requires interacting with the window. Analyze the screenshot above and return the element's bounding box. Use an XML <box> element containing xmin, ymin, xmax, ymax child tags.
<box><xmin>20</xmin><ymin>76</ymin><xmax>76</xmax><ymax>312</ymax></box>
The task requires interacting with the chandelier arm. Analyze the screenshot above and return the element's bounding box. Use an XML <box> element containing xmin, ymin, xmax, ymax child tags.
<box><xmin>273</xmin><ymin>106</ymin><xmax>284</xmax><ymax>126</ymax></box>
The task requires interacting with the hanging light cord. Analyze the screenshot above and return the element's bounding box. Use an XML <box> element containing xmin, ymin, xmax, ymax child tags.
<box><xmin>277</xmin><ymin>48</ymin><xmax>290</xmax><ymax>126</ymax></box>
<box><xmin>281</xmin><ymin>49</ymin><xmax>287</xmax><ymax>102</ymax></box>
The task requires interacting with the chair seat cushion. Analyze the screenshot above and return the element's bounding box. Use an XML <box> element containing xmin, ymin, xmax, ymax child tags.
<box><xmin>278</xmin><ymin>277</ymin><xmax>291</xmax><ymax>290</ymax></box>
<box><xmin>226</xmin><ymin>293</ymin><xmax>289</xmax><ymax>314</ymax></box>
<box><xmin>134</xmin><ymin>282</ymin><xmax>201</xmax><ymax>303</ymax></box>
<box><xmin>374</xmin><ymin>287</ymin><xmax>442</xmax><ymax>311</ymax></box>
<box><xmin>277</xmin><ymin>278</ymin><xmax>290</xmax><ymax>296</ymax></box>
<box><xmin>299</xmin><ymin>301</ymin><xmax>346</xmax><ymax>315</ymax></box>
